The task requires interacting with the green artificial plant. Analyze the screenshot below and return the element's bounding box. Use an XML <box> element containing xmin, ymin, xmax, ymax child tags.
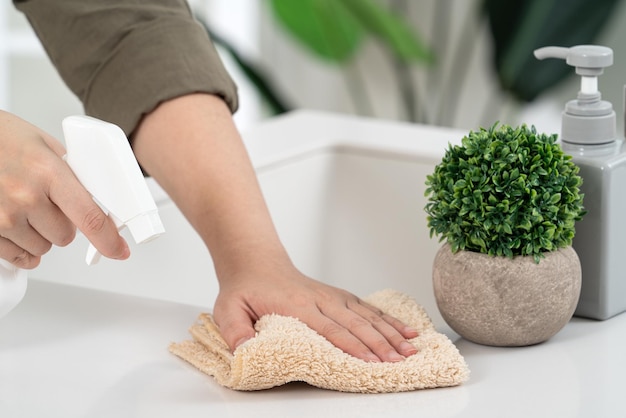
<box><xmin>424</xmin><ymin>123</ymin><xmax>586</xmax><ymax>263</ymax></box>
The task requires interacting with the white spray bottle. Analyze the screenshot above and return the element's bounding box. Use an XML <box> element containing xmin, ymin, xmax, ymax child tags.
<box><xmin>0</xmin><ymin>115</ymin><xmax>165</xmax><ymax>318</ymax></box>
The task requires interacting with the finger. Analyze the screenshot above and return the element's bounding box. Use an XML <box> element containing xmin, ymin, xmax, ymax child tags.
<box><xmin>34</xmin><ymin>135</ymin><xmax>80</xmax><ymax>246</ymax></box>
<box><xmin>0</xmin><ymin>216</ymin><xmax>51</xmax><ymax>258</ymax></box>
<box><xmin>355</xmin><ymin>299</ymin><xmax>419</xmax><ymax>339</ymax></box>
<box><xmin>0</xmin><ymin>192</ymin><xmax>54</xmax><ymax>258</ymax></box>
<box><xmin>325</xmin><ymin>307</ymin><xmax>406</xmax><ymax>362</ymax></box>
<box><xmin>307</xmin><ymin>310</ymin><xmax>382</xmax><ymax>362</ymax></box>
<box><xmin>26</xmin><ymin>200</ymin><xmax>76</xmax><ymax>248</ymax></box>
<box><xmin>382</xmin><ymin>312</ymin><xmax>420</xmax><ymax>339</ymax></box>
<box><xmin>349</xmin><ymin>301</ymin><xmax>418</xmax><ymax>358</ymax></box>
<box><xmin>48</xmin><ymin>163</ymin><xmax>129</xmax><ymax>260</ymax></box>
<box><xmin>1</xmin><ymin>199</ymin><xmax>75</xmax><ymax>255</ymax></box>
<box><xmin>0</xmin><ymin>236</ymin><xmax>40</xmax><ymax>269</ymax></box>
<box><xmin>213</xmin><ymin>302</ymin><xmax>258</xmax><ymax>352</ymax></box>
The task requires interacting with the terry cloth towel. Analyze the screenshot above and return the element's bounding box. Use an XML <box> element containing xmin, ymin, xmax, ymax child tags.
<box><xmin>169</xmin><ymin>289</ymin><xmax>469</xmax><ymax>393</ymax></box>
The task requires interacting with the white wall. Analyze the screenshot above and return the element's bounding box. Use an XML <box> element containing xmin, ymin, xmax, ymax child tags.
<box><xmin>0</xmin><ymin>4</ymin><xmax>83</xmax><ymax>140</ymax></box>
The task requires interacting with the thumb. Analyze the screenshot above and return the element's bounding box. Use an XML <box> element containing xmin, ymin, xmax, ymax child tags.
<box><xmin>213</xmin><ymin>304</ymin><xmax>257</xmax><ymax>352</ymax></box>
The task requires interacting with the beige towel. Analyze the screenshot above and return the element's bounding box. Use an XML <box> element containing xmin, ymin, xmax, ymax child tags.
<box><xmin>169</xmin><ymin>289</ymin><xmax>469</xmax><ymax>393</ymax></box>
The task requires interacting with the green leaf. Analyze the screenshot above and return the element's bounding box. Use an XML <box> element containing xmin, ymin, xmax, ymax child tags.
<box><xmin>269</xmin><ymin>0</ymin><xmax>432</xmax><ymax>64</ymax></box>
<box><xmin>470</xmin><ymin>234</ymin><xmax>486</xmax><ymax>250</ymax></box>
<box><xmin>270</xmin><ymin>0</ymin><xmax>364</xmax><ymax>62</ymax></box>
<box><xmin>549</xmin><ymin>193</ymin><xmax>561</xmax><ymax>204</ymax></box>
<box><xmin>340</xmin><ymin>0</ymin><xmax>433</xmax><ymax>63</ymax></box>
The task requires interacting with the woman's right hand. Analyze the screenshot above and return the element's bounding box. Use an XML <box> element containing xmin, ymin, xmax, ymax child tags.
<box><xmin>0</xmin><ymin>111</ymin><xmax>129</xmax><ymax>268</ymax></box>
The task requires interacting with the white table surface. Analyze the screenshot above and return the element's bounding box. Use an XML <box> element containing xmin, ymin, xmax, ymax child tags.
<box><xmin>3</xmin><ymin>110</ymin><xmax>626</xmax><ymax>417</ymax></box>
<box><xmin>2</xmin><ymin>279</ymin><xmax>625</xmax><ymax>418</ymax></box>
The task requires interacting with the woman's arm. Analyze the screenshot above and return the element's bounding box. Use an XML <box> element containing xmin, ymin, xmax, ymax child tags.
<box><xmin>15</xmin><ymin>0</ymin><xmax>418</xmax><ymax>362</ymax></box>
<box><xmin>131</xmin><ymin>93</ymin><xmax>418</xmax><ymax>362</ymax></box>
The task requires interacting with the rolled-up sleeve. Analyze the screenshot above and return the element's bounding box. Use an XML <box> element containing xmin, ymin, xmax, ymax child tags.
<box><xmin>13</xmin><ymin>0</ymin><xmax>238</xmax><ymax>136</ymax></box>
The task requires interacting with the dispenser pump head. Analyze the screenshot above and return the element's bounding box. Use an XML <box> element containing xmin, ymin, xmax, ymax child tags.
<box><xmin>534</xmin><ymin>45</ymin><xmax>616</xmax><ymax>145</ymax></box>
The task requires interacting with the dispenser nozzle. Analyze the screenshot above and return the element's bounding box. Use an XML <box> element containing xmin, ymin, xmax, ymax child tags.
<box><xmin>534</xmin><ymin>45</ymin><xmax>613</xmax><ymax>96</ymax></box>
<box><xmin>533</xmin><ymin>45</ymin><xmax>613</xmax><ymax>72</ymax></box>
<box><xmin>534</xmin><ymin>45</ymin><xmax>616</xmax><ymax>145</ymax></box>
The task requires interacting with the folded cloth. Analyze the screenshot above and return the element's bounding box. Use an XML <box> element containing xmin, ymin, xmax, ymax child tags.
<box><xmin>169</xmin><ymin>289</ymin><xmax>469</xmax><ymax>393</ymax></box>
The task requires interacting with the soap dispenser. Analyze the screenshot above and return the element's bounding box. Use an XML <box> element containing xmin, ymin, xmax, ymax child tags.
<box><xmin>534</xmin><ymin>45</ymin><xmax>626</xmax><ymax>320</ymax></box>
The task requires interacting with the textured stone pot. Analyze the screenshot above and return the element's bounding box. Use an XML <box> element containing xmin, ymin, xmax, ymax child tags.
<box><xmin>433</xmin><ymin>244</ymin><xmax>582</xmax><ymax>346</ymax></box>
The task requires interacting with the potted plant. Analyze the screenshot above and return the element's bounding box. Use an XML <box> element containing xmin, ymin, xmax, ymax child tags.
<box><xmin>424</xmin><ymin>123</ymin><xmax>585</xmax><ymax>346</ymax></box>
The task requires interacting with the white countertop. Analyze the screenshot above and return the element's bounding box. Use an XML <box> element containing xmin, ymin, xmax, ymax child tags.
<box><xmin>2</xmin><ymin>279</ymin><xmax>625</xmax><ymax>418</ymax></box>
<box><xmin>4</xmin><ymin>110</ymin><xmax>626</xmax><ymax>417</ymax></box>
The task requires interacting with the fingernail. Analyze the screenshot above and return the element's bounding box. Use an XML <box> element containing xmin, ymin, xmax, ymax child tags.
<box><xmin>364</xmin><ymin>352</ymin><xmax>381</xmax><ymax>363</ymax></box>
<box><xmin>386</xmin><ymin>351</ymin><xmax>405</xmax><ymax>362</ymax></box>
<box><xmin>404</xmin><ymin>326</ymin><xmax>419</xmax><ymax>337</ymax></box>
<box><xmin>234</xmin><ymin>336</ymin><xmax>251</xmax><ymax>349</ymax></box>
<box><xmin>399</xmin><ymin>341</ymin><xmax>418</xmax><ymax>356</ymax></box>
<box><xmin>117</xmin><ymin>243</ymin><xmax>130</xmax><ymax>260</ymax></box>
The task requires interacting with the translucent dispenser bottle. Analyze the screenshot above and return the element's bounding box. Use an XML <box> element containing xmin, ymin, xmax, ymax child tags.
<box><xmin>534</xmin><ymin>45</ymin><xmax>626</xmax><ymax>320</ymax></box>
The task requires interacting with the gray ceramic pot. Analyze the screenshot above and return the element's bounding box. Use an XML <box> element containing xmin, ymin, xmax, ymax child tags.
<box><xmin>432</xmin><ymin>244</ymin><xmax>582</xmax><ymax>346</ymax></box>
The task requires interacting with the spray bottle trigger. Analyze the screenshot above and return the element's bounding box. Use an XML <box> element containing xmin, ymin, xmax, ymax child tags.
<box><xmin>85</xmin><ymin>212</ymin><xmax>125</xmax><ymax>266</ymax></box>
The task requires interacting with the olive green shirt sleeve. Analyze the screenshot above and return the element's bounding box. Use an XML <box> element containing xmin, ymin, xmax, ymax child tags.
<box><xmin>13</xmin><ymin>0</ymin><xmax>238</xmax><ymax>136</ymax></box>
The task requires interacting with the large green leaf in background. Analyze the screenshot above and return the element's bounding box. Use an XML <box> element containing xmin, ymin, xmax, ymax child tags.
<box><xmin>483</xmin><ymin>0</ymin><xmax>622</xmax><ymax>102</ymax></box>
<box><xmin>270</xmin><ymin>0</ymin><xmax>363</xmax><ymax>61</ymax></box>
<box><xmin>340</xmin><ymin>0</ymin><xmax>433</xmax><ymax>63</ymax></box>
<box><xmin>270</xmin><ymin>0</ymin><xmax>432</xmax><ymax>64</ymax></box>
